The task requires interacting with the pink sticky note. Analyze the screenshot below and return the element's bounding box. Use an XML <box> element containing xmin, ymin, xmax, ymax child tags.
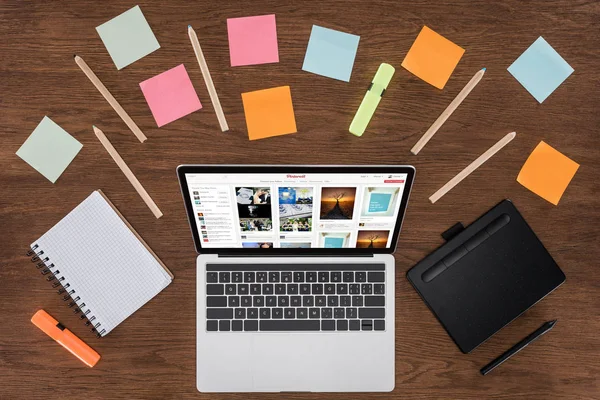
<box><xmin>139</xmin><ymin>64</ymin><xmax>202</xmax><ymax>127</ymax></box>
<box><xmin>227</xmin><ymin>14</ymin><xmax>279</xmax><ymax>66</ymax></box>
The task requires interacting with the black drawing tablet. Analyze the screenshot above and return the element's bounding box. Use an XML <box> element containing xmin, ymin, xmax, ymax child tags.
<box><xmin>407</xmin><ymin>200</ymin><xmax>565</xmax><ymax>353</ymax></box>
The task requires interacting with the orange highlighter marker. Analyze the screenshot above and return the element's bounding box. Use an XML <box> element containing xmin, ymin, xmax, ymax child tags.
<box><xmin>31</xmin><ymin>310</ymin><xmax>100</xmax><ymax>367</ymax></box>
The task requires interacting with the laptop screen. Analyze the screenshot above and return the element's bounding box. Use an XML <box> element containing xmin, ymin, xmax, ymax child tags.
<box><xmin>177</xmin><ymin>166</ymin><xmax>415</xmax><ymax>254</ymax></box>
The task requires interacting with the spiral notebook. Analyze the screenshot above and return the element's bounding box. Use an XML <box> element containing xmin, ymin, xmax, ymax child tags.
<box><xmin>29</xmin><ymin>190</ymin><xmax>173</xmax><ymax>337</ymax></box>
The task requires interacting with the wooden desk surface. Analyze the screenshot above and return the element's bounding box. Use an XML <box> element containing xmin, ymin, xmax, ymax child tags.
<box><xmin>1</xmin><ymin>1</ymin><xmax>598</xmax><ymax>398</ymax></box>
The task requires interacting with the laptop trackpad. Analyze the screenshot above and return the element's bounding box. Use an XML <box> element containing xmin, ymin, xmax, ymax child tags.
<box><xmin>250</xmin><ymin>332</ymin><xmax>393</xmax><ymax>392</ymax></box>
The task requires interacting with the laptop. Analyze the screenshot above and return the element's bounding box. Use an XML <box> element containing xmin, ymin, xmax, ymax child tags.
<box><xmin>177</xmin><ymin>165</ymin><xmax>415</xmax><ymax>392</ymax></box>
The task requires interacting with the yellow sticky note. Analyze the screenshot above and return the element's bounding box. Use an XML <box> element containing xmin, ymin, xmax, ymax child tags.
<box><xmin>517</xmin><ymin>141</ymin><xmax>579</xmax><ymax>205</ymax></box>
<box><xmin>241</xmin><ymin>86</ymin><xmax>297</xmax><ymax>140</ymax></box>
<box><xmin>401</xmin><ymin>26</ymin><xmax>465</xmax><ymax>89</ymax></box>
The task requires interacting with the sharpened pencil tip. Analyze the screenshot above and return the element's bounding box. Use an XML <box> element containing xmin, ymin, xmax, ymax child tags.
<box><xmin>482</xmin><ymin>67</ymin><xmax>486</xmax><ymax>72</ymax></box>
<box><xmin>188</xmin><ymin>25</ymin><xmax>192</xmax><ymax>28</ymax></box>
<box><xmin>73</xmin><ymin>54</ymin><xmax>77</xmax><ymax>58</ymax></box>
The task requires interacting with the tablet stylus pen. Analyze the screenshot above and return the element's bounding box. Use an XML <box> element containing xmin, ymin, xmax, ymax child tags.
<box><xmin>480</xmin><ymin>320</ymin><xmax>557</xmax><ymax>376</ymax></box>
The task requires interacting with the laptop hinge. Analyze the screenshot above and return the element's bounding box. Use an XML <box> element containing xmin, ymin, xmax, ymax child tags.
<box><xmin>217</xmin><ymin>253</ymin><xmax>375</xmax><ymax>258</ymax></box>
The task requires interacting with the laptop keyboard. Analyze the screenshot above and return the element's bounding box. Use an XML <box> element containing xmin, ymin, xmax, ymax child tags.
<box><xmin>205</xmin><ymin>263</ymin><xmax>386</xmax><ymax>332</ymax></box>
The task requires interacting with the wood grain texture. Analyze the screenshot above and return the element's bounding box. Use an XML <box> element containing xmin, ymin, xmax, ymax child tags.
<box><xmin>0</xmin><ymin>1</ymin><xmax>598</xmax><ymax>399</ymax></box>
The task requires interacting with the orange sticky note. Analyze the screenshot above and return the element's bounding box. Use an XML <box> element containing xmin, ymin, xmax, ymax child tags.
<box><xmin>241</xmin><ymin>86</ymin><xmax>297</xmax><ymax>140</ymax></box>
<box><xmin>517</xmin><ymin>141</ymin><xmax>579</xmax><ymax>205</ymax></box>
<box><xmin>401</xmin><ymin>26</ymin><xmax>465</xmax><ymax>89</ymax></box>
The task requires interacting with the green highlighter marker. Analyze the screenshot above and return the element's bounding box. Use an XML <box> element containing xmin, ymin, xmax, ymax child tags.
<box><xmin>350</xmin><ymin>63</ymin><xmax>395</xmax><ymax>137</ymax></box>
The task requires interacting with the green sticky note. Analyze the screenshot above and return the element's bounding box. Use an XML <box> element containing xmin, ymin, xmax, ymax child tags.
<box><xmin>96</xmin><ymin>5</ymin><xmax>160</xmax><ymax>70</ymax></box>
<box><xmin>16</xmin><ymin>117</ymin><xmax>82</xmax><ymax>183</ymax></box>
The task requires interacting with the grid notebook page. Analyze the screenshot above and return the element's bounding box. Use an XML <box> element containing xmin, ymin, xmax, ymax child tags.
<box><xmin>33</xmin><ymin>191</ymin><xmax>172</xmax><ymax>336</ymax></box>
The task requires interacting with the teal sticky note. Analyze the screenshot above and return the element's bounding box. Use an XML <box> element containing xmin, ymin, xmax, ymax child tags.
<box><xmin>96</xmin><ymin>5</ymin><xmax>160</xmax><ymax>70</ymax></box>
<box><xmin>368</xmin><ymin>193</ymin><xmax>392</xmax><ymax>213</ymax></box>
<box><xmin>302</xmin><ymin>25</ymin><xmax>360</xmax><ymax>82</ymax></box>
<box><xmin>16</xmin><ymin>117</ymin><xmax>82</xmax><ymax>183</ymax></box>
<box><xmin>324</xmin><ymin>237</ymin><xmax>344</xmax><ymax>248</ymax></box>
<box><xmin>507</xmin><ymin>37</ymin><xmax>573</xmax><ymax>103</ymax></box>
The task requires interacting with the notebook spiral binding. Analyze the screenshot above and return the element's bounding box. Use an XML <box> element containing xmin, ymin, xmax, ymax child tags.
<box><xmin>27</xmin><ymin>244</ymin><xmax>106</xmax><ymax>337</ymax></box>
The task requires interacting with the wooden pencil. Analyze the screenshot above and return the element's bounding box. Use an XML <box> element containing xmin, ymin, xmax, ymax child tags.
<box><xmin>188</xmin><ymin>25</ymin><xmax>229</xmax><ymax>132</ymax></box>
<box><xmin>75</xmin><ymin>55</ymin><xmax>147</xmax><ymax>143</ymax></box>
<box><xmin>412</xmin><ymin>68</ymin><xmax>486</xmax><ymax>155</ymax></box>
<box><xmin>92</xmin><ymin>126</ymin><xmax>162</xmax><ymax>218</ymax></box>
<box><xmin>429</xmin><ymin>131</ymin><xmax>516</xmax><ymax>204</ymax></box>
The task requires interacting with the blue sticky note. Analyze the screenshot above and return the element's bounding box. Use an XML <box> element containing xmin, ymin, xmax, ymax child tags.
<box><xmin>16</xmin><ymin>116</ymin><xmax>82</xmax><ymax>183</ymax></box>
<box><xmin>302</xmin><ymin>25</ymin><xmax>360</xmax><ymax>82</ymax></box>
<box><xmin>507</xmin><ymin>37</ymin><xmax>574</xmax><ymax>103</ymax></box>
<box><xmin>324</xmin><ymin>237</ymin><xmax>344</xmax><ymax>248</ymax></box>
<box><xmin>96</xmin><ymin>5</ymin><xmax>160</xmax><ymax>70</ymax></box>
<box><xmin>368</xmin><ymin>193</ymin><xmax>392</xmax><ymax>213</ymax></box>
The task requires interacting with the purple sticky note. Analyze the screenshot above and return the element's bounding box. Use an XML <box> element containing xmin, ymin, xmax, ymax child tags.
<box><xmin>227</xmin><ymin>14</ymin><xmax>279</xmax><ymax>66</ymax></box>
<box><xmin>139</xmin><ymin>64</ymin><xmax>202</xmax><ymax>127</ymax></box>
